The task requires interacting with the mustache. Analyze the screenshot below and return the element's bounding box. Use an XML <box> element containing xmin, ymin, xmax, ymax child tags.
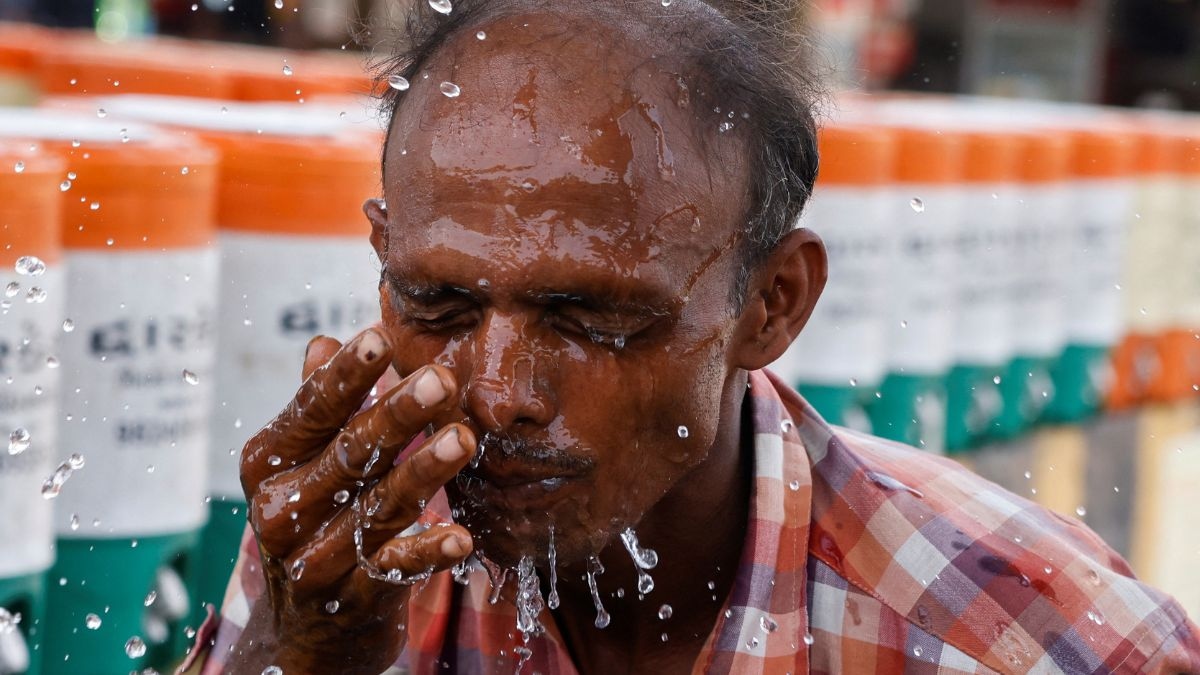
<box><xmin>472</xmin><ymin>431</ymin><xmax>595</xmax><ymax>473</ymax></box>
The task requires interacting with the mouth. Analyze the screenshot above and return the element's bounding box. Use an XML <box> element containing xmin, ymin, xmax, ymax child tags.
<box><xmin>455</xmin><ymin>463</ymin><xmax>587</xmax><ymax>510</ymax></box>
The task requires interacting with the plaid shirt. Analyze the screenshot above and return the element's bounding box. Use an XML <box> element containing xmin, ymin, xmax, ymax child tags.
<box><xmin>186</xmin><ymin>369</ymin><xmax>1200</xmax><ymax>674</ymax></box>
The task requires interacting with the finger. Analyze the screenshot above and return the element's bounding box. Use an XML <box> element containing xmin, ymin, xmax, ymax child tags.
<box><xmin>242</xmin><ymin>327</ymin><xmax>392</xmax><ymax>488</ymax></box>
<box><xmin>302</xmin><ymin>335</ymin><xmax>342</xmax><ymax>381</ymax></box>
<box><xmin>361</xmin><ymin>425</ymin><xmax>474</xmax><ymax>531</ymax></box>
<box><xmin>298</xmin><ymin>364</ymin><xmax>458</xmax><ymax>496</ymax></box>
<box><xmin>281</xmin><ymin>425</ymin><xmax>474</xmax><ymax>585</ymax></box>
<box><xmin>358</xmin><ymin>525</ymin><xmax>473</xmax><ymax>587</ymax></box>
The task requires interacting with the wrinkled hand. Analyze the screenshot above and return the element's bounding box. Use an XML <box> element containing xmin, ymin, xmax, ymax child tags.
<box><xmin>230</xmin><ymin>328</ymin><xmax>475</xmax><ymax>674</ymax></box>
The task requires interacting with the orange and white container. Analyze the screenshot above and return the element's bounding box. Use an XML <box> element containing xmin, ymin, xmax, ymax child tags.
<box><xmin>0</xmin><ymin>141</ymin><xmax>63</xmax><ymax>675</ymax></box>
<box><xmin>776</xmin><ymin>122</ymin><xmax>896</xmax><ymax>430</ymax></box>
<box><xmin>0</xmin><ymin>108</ymin><xmax>219</xmax><ymax>668</ymax></box>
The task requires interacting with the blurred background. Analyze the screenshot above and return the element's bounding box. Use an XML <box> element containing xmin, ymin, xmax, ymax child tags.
<box><xmin>0</xmin><ymin>0</ymin><xmax>1199</xmax><ymax>673</ymax></box>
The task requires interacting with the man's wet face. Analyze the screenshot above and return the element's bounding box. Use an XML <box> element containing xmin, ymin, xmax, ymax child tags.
<box><xmin>374</xmin><ymin>11</ymin><xmax>750</xmax><ymax>569</ymax></box>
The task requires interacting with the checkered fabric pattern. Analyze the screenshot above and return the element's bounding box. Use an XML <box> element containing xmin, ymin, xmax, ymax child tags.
<box><xmin>183</xmin><ymin>369</ymin><xmax>1200</xmax><ymax>674</ymax></box>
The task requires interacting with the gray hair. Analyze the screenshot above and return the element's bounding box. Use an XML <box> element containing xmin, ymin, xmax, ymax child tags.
<box><xmin>370</xmin><ymin>0</ymin><xmax>823</xmax><ymax>307</ymax></box>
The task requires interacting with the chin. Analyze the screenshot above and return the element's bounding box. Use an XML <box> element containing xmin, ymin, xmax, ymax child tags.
<box><xmin>447</xmin><ymin>486</ymin><xmax>613</xmax><ymax>571</ymax></box>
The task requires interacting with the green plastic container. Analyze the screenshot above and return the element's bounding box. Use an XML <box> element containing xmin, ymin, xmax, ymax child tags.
<box><xmin>194</xmin><ymin>498</ymin><xmax>248</xmax><ymax>624</ymax></box>
<box><xmin>868</xmin><ymin>373</ymin><xmax>947</xmax><ymax>453</ymax></box>
<box><xmin>796</xmin><ymin>383</ymin><xmax>874</xmax><ymax>433</ymax></box>
<box><xmin>945</xmin><ymin>363</ymin><xmax>1004</xmax><ymax>453</ymax></box>
<box><xmin>1045</xmin><ymin>344</ymin><xmax>1110</xmax><ymax>423</ymax></box>
<box><xmin>42</xmin><ymin>532</ymin><xmax>198</xmax><ymax>674</ymax></box>
<box><xmin>0</xmin><ymin>573</ymin><xmax>45</xmax><ymax>675</ymax></box>
<box><xmin>993</xmin><ymin>355</ymin><xmax>1056</xmax><ymax>440</ymax></box>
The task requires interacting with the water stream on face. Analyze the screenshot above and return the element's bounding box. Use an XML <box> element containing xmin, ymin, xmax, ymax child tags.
<box><xmin>547</xmin><ymin>527</ymin><xmax>561</xmax><ymax>610</ymax></box>
<box><xmin>619</xmin><ymin>528</ymin><xmax>658</xmax><ymax>595</ymax></box>
<box><xmin>586</xmin><ymin>556</ymin><xmax>611</xmax><ymax>628</ymax></box>
<box><xmin>482</xmin><ymin>555</ymin><xmax>510</xmax><ymax>605</ymax></box>
<box><xmin>516</xmin><ymin>556</ymin><xmax>547</xmax><ymax>638</ymax></box>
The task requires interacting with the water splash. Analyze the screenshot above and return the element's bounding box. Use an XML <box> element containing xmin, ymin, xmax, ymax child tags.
<box><xmin>41</xmin><ymin>454</ymin><xmax>85</xmax><ymax>499</ymax></box>
<box><xmin>350</xmin><ymin>493</ymin><xmax>432</xmax><ymax>586</ymax></box>
<box><xmin>547</xmin><ymin>527</ymin><xmax>560</xmax><ymax>610</ymax></box>
<box><xmin>586</xmin><ymin>556</ymin><xmax>610</xmax><ymax>628</ymax></box>
<box><xmin>480</xmin><ymin>555</ymin><xmax>509</xmax><ymax>605</ymax></box>
<box><xmin>124</xmin><ymin>636</ymin><xmax>146</xmax><ymax>658</ymax></box>
<box><xmin>619</xmin><ymin>527</ymin><xmax>658</xmax><ymax>594</ymax></box>
<box><xmin>515</xmin><ymin>556</ymin><xmax>546</xmax><ymax>639</ymax></box>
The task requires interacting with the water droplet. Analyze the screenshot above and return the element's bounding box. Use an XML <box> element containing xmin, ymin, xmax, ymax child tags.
<box><xmin>144</xmin><ymin>590</ymin><xmax>157</xmax><ymax>607</ymax></box>
<box><xmin>24</xmin><ymin>286</ymin><xmax>45</xmax><ymax>303</ymax></box>
<box><xmin>676</xmin><ymin>425</ymin><xmax>689</xmax><ymax>439</ymax></box>
<box><xmin>8</xmin><ymin>427</ymin><xmax>30</xmax><ymax>455</ymax></box>
<box><xmin>909</xmin><ymin>197</ymin><xmax>925</xmax><ymax>213</ymax></box>
<box><xmin>124</xmin><ymin>636</ymin><xmax>146</xmax><ymax>658</ymax></box>
<box><xmin>428</xmin><ymin>0</ymin><xmax>451</xmax><ymax>13</ymax></box>
<box><xmin>661</xmin><ymin>632</ymin><xmax>668</xmax><ymax>642</ymax></box>
<box><xmin>15</xmin><ymin>255</ymin><xmax>45</xmax><ymax>276</ymax></box>
<box><xmin>62</xmin><ymin>318</ymin><xmax>75</xmax><ymax>332</ymax></box>
<box><xmin>1075</xmin><ymin>506</ymin><xmax>1087</xmax><ymax>517</ymax></box>
<box><xmin>788</xmin><ymin>479</ymin><xmax>800</xmax><ymax>491</ymax></box>
<box><xmin>746</xmin><ymin>637</ymin><xmax>759</xmax><ymax>649</ymax></box>
<box><xmin>387</xmin><ymin>75</ymin><xmax>410</xmax><ymax>91</ymax></box>
<box><xmin>913</xmin><ymin>645</ymin><xmax>924</xmax><ymax>657</ymax></box>
<box><xmin>282</xmin><ymin>63</ymin><xmax>293</xmax><ymax>76</ymax></box>
<box><xmin>85</xmin><ymin>613</ymin><xmax>101</xmax><ymax>629</ymax></box>
<box><xmin>661</xmin><ymin>0</ymin><xmax>672</xmax><ymax>5</ymax></box>
<box><xmin>803</xmin><ymin>632</ymin><xmax>814</xmax><ymax>646</ymax></box>
<box><xmin>69</xmin><ymin>514</ymin><xmax>80</xmax><ymax>530</ymax></box>
<box><xmin>182</xmin><ymin>369</ymin><xmax>199</xmax><ymax>385</ymax></box>
<box><xmin>13</xmin><ymin>161</ymin><xmax>24</xmax><ymax>173</ymax></box>
<box><xmin>1086</xmin><ymin>610</ymin><xmax>1105</xmax><ymax>626</ymax></box>
<box><xmin>993</xmin><ymin>375</ymin><xmax>1002</xmax><ymax>385</ymax></box>
<box><xmin>586</xmin><ymin>556</ymin><xmax>610</xmax><ymax>628</ymax></box>
<box><xmin>3</xmin><ymin>282</ymin><xmax>17</xmax><ymax>297</ymax></box>
<box><xmin>866</xmin><ymin>471</ymin><xmax>924</xmax><ymax>498</ymax></box>
<box><xmin>657</xmin><ymin>604</ymin><xmax>673</xmax><ymax>620</ymax></box>
<box><xmin>333</xmin><ymin>489</ymin><xmax>350</xmax><ymax>504</ymax></box>
<box><xmin>273</xmin><ymin>0</ymin><xmax>282</xmax><ymax>7</ymax></box>
<box><xmin>324</xmin><ymin>600</ymin><xmax>339</xmax><ymax>614</ymax></box>
<box><xmin>439</xmin><ymin>81</ymin><xmax>461</xmax><ymax>98</ymax></box>
<box><xmin>46</xmin><ymin>355</ymin><xmax>58</xmax><ymax>368</ymax></box>
<box><xmin>89</xmin><ymin>201</ymin><xmax>99</xmax><ymax>211</ymax></box>
<box><xmin>760</xmin><ymin>615</ymin><xmax>778</xmax><ymax>633</ymax></box>
<box><xmin>289</xmin><ymin>559</ymin><xmax>305</xmax><ymax>581</ymax></box>
<box><xmin>287</xmin><ymin>490</ymin><xmax>301</xmax><ymax>503</ymax></box>
<box><xmin>900</xmin><ymin>320</ymin><xmax>908</xmax><ymax>328</ymax></box>
<box><xmin>476</xmin><ymin>30</ymin><xmax>486</xmax><ymax>39</ymax></box>
<box><xmin>717</xmin><ymin>121</ymin><xmax>734</xmax><ymax>134</ymax></box>
<box><xmin>41</xmin><ymin>454</ymin><xmax>85</xmax><ymax>499</ymax></box>
<box><xmin>96</xmin><ymin>108</ymin><xmax>107</xmax><ymax>118</ymax></box>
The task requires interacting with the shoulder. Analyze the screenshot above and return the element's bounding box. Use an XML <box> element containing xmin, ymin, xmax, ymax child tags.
<box><xmin>789</xmin><ymin>400</ymin><xmax>1200</xmax><ymax>673</ymax></box>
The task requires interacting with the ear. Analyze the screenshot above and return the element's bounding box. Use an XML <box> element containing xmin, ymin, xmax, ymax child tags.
<box><xmin>364</xmin><ymin>198</ymin><xmax>389</xmax><ymax>260</ymax></box>
<box><xmin>729</xmin><ymin>227</ymin><xmax>827</xmax><ymax>371</ymax></box>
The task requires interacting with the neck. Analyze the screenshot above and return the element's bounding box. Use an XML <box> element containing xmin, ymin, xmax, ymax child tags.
<box><xmin>545</xmin><ymin>370</ymin><xmax>753</xmax><ymax>674</ymax></box>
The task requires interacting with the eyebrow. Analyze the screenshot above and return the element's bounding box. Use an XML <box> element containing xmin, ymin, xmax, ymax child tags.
<box><xmin>389</xmin><ymin>276</ymin><xmax>674</xmax><ymax>319</ymax></box>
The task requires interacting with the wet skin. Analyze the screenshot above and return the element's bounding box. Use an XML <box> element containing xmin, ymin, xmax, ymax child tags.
<box><xmin>229</xmin><ymin>7</ymin><xmax>825</xmax><ymax>675</ymax></box>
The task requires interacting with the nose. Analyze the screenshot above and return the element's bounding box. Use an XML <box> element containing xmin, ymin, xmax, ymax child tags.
<box><xmin>461</xmin><ymin>311</ymin><xmax>555</xmax><ymax>433</ymax></box>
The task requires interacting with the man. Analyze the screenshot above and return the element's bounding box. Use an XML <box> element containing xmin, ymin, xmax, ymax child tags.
<box><xmin>188</xmin><ymin>0</ymin><xmax>1200</xmax><ymax>673</ymax></box>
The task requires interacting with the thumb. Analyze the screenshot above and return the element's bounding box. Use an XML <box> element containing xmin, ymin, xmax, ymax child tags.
<box><xmin>301</xmin><ymin>334</ymin><xmax>343</xmax><ymax>381</ymax></box>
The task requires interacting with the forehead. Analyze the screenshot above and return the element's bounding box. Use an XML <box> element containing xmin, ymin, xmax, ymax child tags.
<box><xmin>381</xmin><ymin>10</ymin><xmax>748</xmax><ymax>289</ymax></box>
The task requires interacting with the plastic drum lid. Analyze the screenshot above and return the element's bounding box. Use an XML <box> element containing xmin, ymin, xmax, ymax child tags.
<box><xmin>0</xmin><ymin>108</ymin><xmax>217</xmax><ymax>249</ymax></box>
<box><xmin>34</xmin><ymin>38</ymin><xmax>233</xmax><ymax>99</ymax></box>
<box><xmin>0</xmin><ymin>142</ymin><xmax>63</xmax><ymax>265</ymax></box>
<box><xmin>815</xmin><ymin>123</ymin><xmax>894</xmax><ymax>185</ymax></box>
<box><xmin>84</xmin><ymin>94</ymin><xmax>380</xmax><ymax>237</ymax></box>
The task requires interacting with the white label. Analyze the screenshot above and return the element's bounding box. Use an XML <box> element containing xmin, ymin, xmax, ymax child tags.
<box><xmin>881</xmin><ymin>186</ymin><xmax>960</xmax><ymax>373</ymax></box>
<box><xmin>1009</xmin><ymin>184</ymin><xmax>1070</xmax><ymax>357</ymax></box>
<box><xmin>55</xmin><ymin>249</ymin><xmax>218</xmax><ymax>537</ymax></box>
<box><xmin>0</xmin><ymin>267</ymin><xmax>62</xmax><ymax>577</ymax></box>
<box><xmin>1122</xmin><ymin>177</ymin><xmax>1180</xmax><ymax>331</ymax></box>
<box><xmin>775</xmin><ymin>186</ymin><xmax>893</xmax><ymax>386</ymax></box>
<box><xmin>1065</xmin><ymin>180</ymin><xmax>1133</xmax><ymax>345</ymax></box>
<box><xmin>953</xmin><ymin>184</ymin><xmax>1017</xmax><ymax>364</ymax></box>
<box><xmin>209</xmin><ymin>233</ymin><xmax>379</xmax><ymax>498</ymax></box>
<box><xmin>1173</xmin><ymin>177</ymin><xmax>1200</xmax><ymax>326</ymax></box>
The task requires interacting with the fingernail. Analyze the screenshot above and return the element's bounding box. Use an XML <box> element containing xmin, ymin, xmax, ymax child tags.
<box><xmin>305</xmin><ymin>335</ymin><xmax>324</xmax><ymax>362</ymax></box>
<box><xmin>357</xmin><ymin>330</ymin><xmax>386</xmax><ymax>363</ymax></box>
<box><xmin>441</xmin><ymin>533</ymin><xmax>468</xmax><ymax>558</ymax></box>
<box><xmin>413</xmin><ymin>368</ymin><xmax>447</xmax><ymax>407</ymax></box>
<box><xmin>433</xmin><ymin>428</ymin><xmax>466</xmax><ymax>462</ymax></box>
